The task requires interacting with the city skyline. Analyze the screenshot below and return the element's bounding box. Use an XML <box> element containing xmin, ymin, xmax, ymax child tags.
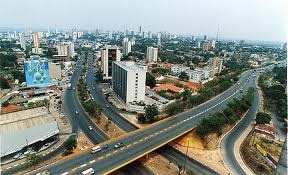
<box><xmin>0</xmin><ymin>0</ymin><xmax>287</xmax><ymax>42</ymax></box>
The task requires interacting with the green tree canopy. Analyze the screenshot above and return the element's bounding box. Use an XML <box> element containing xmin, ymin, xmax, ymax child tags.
<box><xmin>255</xmin><ymin>112</ymin><xmax>272</xmax><ymax>125</ymax></box>
<box><xmin>63</xmin><ymin>138</ymin><xmax>77</xmax><ymax>152</ymax></box>
<box><xmin>178</xmin><ymin>71</ymin><xmax>189</xmax><ymax>80</ymax></box>
<box><xmin>165</xmin><ymin>102</ymin><xmax>185</xmax><ymax>116</ymax></box>
<box><xmin>26</xmin><ymin>153</ymin><xmax>42</xmax><ymax>168</ymax></box>
<box><xmin>146</xmin><ymin>72</ymin><xmax>156</xmax><ymax>88</ymax></box>
<box><xmin>145</xmin><ymin>104</ymin><xmax>159</xmax><ymax>122</ymax></box>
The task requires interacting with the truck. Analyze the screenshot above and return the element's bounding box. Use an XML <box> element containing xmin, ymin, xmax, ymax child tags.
<box><xmin>67</xmin><ymin>83</ymin><xmax>71</xmax><ymax>90</ymax></box>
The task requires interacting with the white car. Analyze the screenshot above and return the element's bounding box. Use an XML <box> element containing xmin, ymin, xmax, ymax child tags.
<box><xmin>88</xmin><ymin>126</ymin><xmax>92</xmax><ymax>130</ymax></box>
<box><xmin>75</xmin><ymin>110</ymin><xmax>78</xmax><ymax>114</ymax></box>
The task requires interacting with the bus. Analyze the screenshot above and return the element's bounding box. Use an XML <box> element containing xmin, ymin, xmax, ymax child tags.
<box><xmin>82</xmin><ymin>168</ymin><xmax>95</xmax><ymax>175</ymax></box>
<box><xmin>90</xmin><ymin>145</ymin><xmax>101</xmax><ymax>153</ymax></box>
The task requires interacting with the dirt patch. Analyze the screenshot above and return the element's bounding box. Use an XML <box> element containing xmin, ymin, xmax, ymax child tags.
<box><xmin>175</xmin><ymin>129</ymin><xmax>204</xmax><ymax>149</ymax></box>
<box><xmin>140</xmin><ymin>152</ymin><xmax>180</xmax><ymax>175</ymax></box>
<box><xmin>90</xmin><ymin>114</ymin><xmax>125</xmax><ymax>138</ymax></box>
<box><xmin>1</xmin><ymin>104</ymin><xmax>22</xmax><ymax>113</ymax></box>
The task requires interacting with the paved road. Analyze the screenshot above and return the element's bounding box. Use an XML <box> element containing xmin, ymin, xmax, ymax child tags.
<box><xmin>29</xmin><ymin>61</ymin><xmax>257</xmax><ymax>175</ymax></box>
<box><xmin>86</xmin><ymin>56</ymin><xmax>221</xmax><ymax>175</ymax></box>
<box><xmin>221</xmin><ymin>62</ymin><xmax>286</xmax><ymax>175</ymax></box>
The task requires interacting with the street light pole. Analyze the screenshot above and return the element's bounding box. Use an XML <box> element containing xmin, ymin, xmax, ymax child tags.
<box><xmin>183</xmin><ymin>138</ymin><xmax>190</xmax><ymax>174</ymax></box>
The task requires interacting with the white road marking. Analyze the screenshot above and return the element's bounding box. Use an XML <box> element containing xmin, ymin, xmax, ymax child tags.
<box><xmin>6</xmin><ymin>166</ymin><xmax>12</xmax><ymax>170</ymax></box>
<box><xmin>80</xmin><ymin>163</ymin><xmax>87</xmax><ymax>168</ymax></box>
<box><xmin>89</xmin><ymin>160</ymin><xmax>95</xmax><ymax>164</ymax></box>
<box><xmin>60</xmin><ymin>172</ymin><xmax>68</xmax><ymax>175</ymax></box>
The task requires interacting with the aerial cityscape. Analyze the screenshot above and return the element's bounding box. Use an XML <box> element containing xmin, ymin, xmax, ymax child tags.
<box><xmin>0</xmin><ymin>0</ymin><xmax>287</xmax><ymax>175</ymax></box>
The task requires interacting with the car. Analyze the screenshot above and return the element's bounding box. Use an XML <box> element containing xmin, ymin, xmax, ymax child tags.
<box><xmin>106</xmin><ymin>104</ymin><xmax>109</xmax><ymax>108</ymax></box>
<box><xmin>114</xmin><ymin>142</ymin><xmax>124</xmax><ymax>149</ymax></box>
<box><xmin>75</xmin><ymin>110</ymin><xmax>79</xmax><ymax>114</ymax></box>
<box><xmin>73</xmin><ymin>87</ymin><xmax>76</xmax><ymax>90</ymax></box>
<box><xmin>92</xmin><ymin>87</ymin><xmax>95</xmax><ymax>90</ymax></box>
<box><xmin>88</xmin><ymin>126</ymin><xmax>92</xmax><ymax>130</ymax></box>
<box><xmin>102</xmin><ymin>144</ymin><xmax>108</xmax><ymax>149</ymax></box>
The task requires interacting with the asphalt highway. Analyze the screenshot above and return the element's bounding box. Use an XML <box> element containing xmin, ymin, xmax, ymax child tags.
<box><xmin>221</xmin><ymin>62</ymin><xmax>285</xmax><ymax>174</ymax></box>
<box><xmin>29</xmin><ymin>61</ymin><xmax>258</xmax><ymax>175</ymax></box>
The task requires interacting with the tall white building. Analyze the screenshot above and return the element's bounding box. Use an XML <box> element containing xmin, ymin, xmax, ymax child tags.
<box><xmin>101</xmin><ymin>45</ymin><xmax>121</xmax><ymax>79</ymax></box>
<box><xmin>146</xmin><ymin>47</ymin><xmax>158</xmax><ymax>62</ymax></box>
<box><xmin>209</xmin><ymin>57</ymin><xmax>223</xmax><ymax>76</ymax></box>
<box><xmin>112</xmin><ymin>61</ymin><xmax>146</xmax><ymax>104</ymax></box>
<box><xmin>72</xmin><ymin>32</ymin><xmax>77</xmax><ymax>42</ymax></box>
<box><xmin>122</xmin><ymin>37</ymin><xmax>132</xmax><ymax>56</ymax></box>
<box><xmin>33</xmin><ymin>33</ymin><xmax>40</xmax><ymax>48</ymax></box>
<box><xmin>56</xmin><ymin>42</ymin><xmax>75</xmax><ymax>58</ymax></box>
<box><xmin>19</xmin><ymin>33</ymin><xmax>26</xmax><ymax>50</ymax></box>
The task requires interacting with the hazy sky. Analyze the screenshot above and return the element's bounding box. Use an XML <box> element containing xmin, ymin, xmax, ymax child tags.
<box><xmin>1</xmin><ymin>0</ymin><xmax>287</xmax><ymax>42</ymax></box>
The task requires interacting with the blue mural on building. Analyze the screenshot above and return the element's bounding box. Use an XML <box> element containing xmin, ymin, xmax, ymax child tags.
<box><xmin>24</xmin><ymin>56</ymin><xmax>51</xmax><ymax>87</ymax></box>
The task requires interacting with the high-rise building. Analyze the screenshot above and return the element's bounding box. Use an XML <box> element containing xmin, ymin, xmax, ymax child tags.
<box><xmin>203</xmin><ymin>35</ymin><xmax>207</xmax><ymax>41</ymax></box>
<box><xmin>209</xmin><ymin>57</ymin><xmax>223</xmax><ymax>76</ymax></box>
<box><xmin>112</xmin><ymin>61</ymin><xmax>146</xmax><ymax>103</ymax></box>
<box><xmin>56</xmin><ymin>42</ymin><xmax>75</xmax><ymax>58</ymax></box>
<box><xmin>24</xmin><ymin>56</ymin><xmax>51</xmax><ymax>87</ymax></box>
<box><xmin>122</xmin><ymin>37</ymin><xmax>132</xmax><ymax>56</ymax></box>
<box><xmin>139</xmin><ymin>26</ymin><xmax>142</xmax><ymax>35</ymax></box>
<box><xmin>281</xmin><ymin>42</ymin><xmax>287</xmax><ymax>51</ymax></box>
<box><xmin>72</xmin><ymin>32</ymin><xmax>77</xmax><ymax>42</ymax></box>
<box><xmin>19</xmin><ymin>33</ymin><xmax>26</xmax><ymax>50</ymax></box>
<box><xmin>101</xmin><ymin>45</ymin><xmax>121</xmax><ymax>79</ymax></box>
<box><xmin>146</xmin><ymin>47</ymin><xmax>158</xmax><ymax>62</ymax></box>
<box><xmin>33</xmin><ymin>33</ymin><xmax>40</xmax><ymax>48</ymax></box>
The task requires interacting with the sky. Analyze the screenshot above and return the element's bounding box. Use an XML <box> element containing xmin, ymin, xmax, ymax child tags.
<box><xmin>1</xmin><ymin>0</ymin><xmax>287</xmax><ymax>42</ymax></box>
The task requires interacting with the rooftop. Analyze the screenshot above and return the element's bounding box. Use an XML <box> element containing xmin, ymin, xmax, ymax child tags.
<box><xmin>114</xmin><ymin>61</ymin><xmax>146</xmax><ymax>73</ymax></box>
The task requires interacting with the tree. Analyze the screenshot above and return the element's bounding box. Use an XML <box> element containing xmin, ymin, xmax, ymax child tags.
<box><xmin>2</xmin><ymin>101</ymin><xmax>9</xmax><ymax>107</ymax></box>
<box><xmin>144</xmin><ymin>104</ymin><xmax>159</xmax><ymax>122</ymax></box>
<box><xmin>146</xmin><ymin>72</ymin><xmax>156</xmax><ymax>88</ymax></box>
<box><xmin>63</xmin><ymin>138</ymin><xmax>77</xmax><ymax>152</ymax></box>
<box><xmin>0</xmin><ymin>77</ymin><xmax>10</xmax><ymax>89</ymax></box>
<box><xmin>26</xmin><ymin>153</ymin><xmax>42</xmax><ymax>168</ymax></box>
<box><xmin>165</xmin><ymin>102</ymin><xmax>185</xmax><ymax>116</ymax></box>
<box><xmin>10</xmin><ymin>70</ymin><xmax>25</xmax><ymax>83</ymax></box>
<box><xmin>255</xmin><ymin>112</ymin><xmax>272</xmax><ymax>125</ymax></box>
<box><xmin>179</xmin><ymin>71</ymin><xmax>189</xmax><ymax>80</ymax></box>
<box><xmin>181</xmin><ymin>88</ymin><xmax>191</xmax><ymax>101</ymax></box>
<box><xmin>137</xmin><ymin>113</ymin><xmax>146</xmax><ymax>123</ymax></box>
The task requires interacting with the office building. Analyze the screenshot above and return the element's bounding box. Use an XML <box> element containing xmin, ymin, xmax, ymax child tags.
<box><xmin>56</xmin><ymin>42</ymin><xmax>75</xmax><ymax>58</ymax></box>
<box><xmin>24</xmin><ymin>56</ymin><xmax>51</xmax><ymax>87</ymax></box>
<box><xmin>72</xmin><ymin>32</ymin><xmax>77</xmax><ymax>42</ymax></box>
<box><xmin>32</xmin><ymin>48</ymin><xmax>43</xmax><ymax>54</ymax></box>
<box><xmin>146</xmin><ymin>47</ymin><xmax>158</xmax><ymax>62</ymax></box>
<box><xmin>122</xmin><ymin>37</ymin><xmax>132</xmax><ymax>56</ymax></box>
<box><xmin>209</xmin><ymin>57</ymin><xmax>223</xmax><ymax>76</ymax></box>
<box><xmin>112</xmin><ymin>61</ymin><xmax>146</xmax><ymax>104</ymax></box>
<box><xmin>33</xmin><ymin>33</ymin><xmax>40</xmax><ymax>48</ymax></box>
<box><xmin>19</xmin><ymin>33</ymin><xmax>26</xmax><ymax>50</ymax></box>
<box><xmin>101</xmin><ymin>45</ymin><xmax>121</xmax><ymax>79</ymax></box>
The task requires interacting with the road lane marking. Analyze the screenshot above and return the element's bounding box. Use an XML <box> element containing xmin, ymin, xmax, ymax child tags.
<box><xmin>71</xmin><ymin>167</ymin><xmax>78</xmax><ymax>172</ymax></box>
<box><xmin>13</xmin><ymin>164</ymin><xmax>18</xmax><ymax>167</ymax></box>
<box><xmin>113</xmin><ymin>150</ymin><xmax>118</xmax><ymax>154</ymax></box>
<box><xmin>127</xmin><ymin>144</ymin><xmax>131</xmax><ymax>147</ymax></box>
<box><xmin>133</xmin><ymin>141</ymin><xmax>138</xmax><ymax>145</ymax></box>
<box><xmin>106</xmin><ymin>153</ymin><xmax>111</xmax><ymax>157</ymax></box>
<box><xmin>98</xmin><ymin>156</ymin><xmax>104</xmax><ymax>160</ymax></box>
<box><xmin>6</xmin><ymin>166</ymin><xmax>12</xmax><ymax>170</ymax></box>
<box><xmin>139</xmin><ymin>139</ymin><xmax>143</xmax><ymax>142</ymax></box>
<box><xmin>120</xmin><ymin>147</ymin><xmax>125</xmax><ymax>151</ymax></box>
<box><xmin>89</xmin><ymin>160</ymin><xmax>95</xmax><ymax>164</ymax></box>
<box><xmin>60</xmin><ymin>172</ymin><xmax>68</xmax><ymax>175</ymax></box>
<box><xmin>80</xmin><ymin>163</ymin><xmax>87</xmax><ymax>168</ymax></box>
